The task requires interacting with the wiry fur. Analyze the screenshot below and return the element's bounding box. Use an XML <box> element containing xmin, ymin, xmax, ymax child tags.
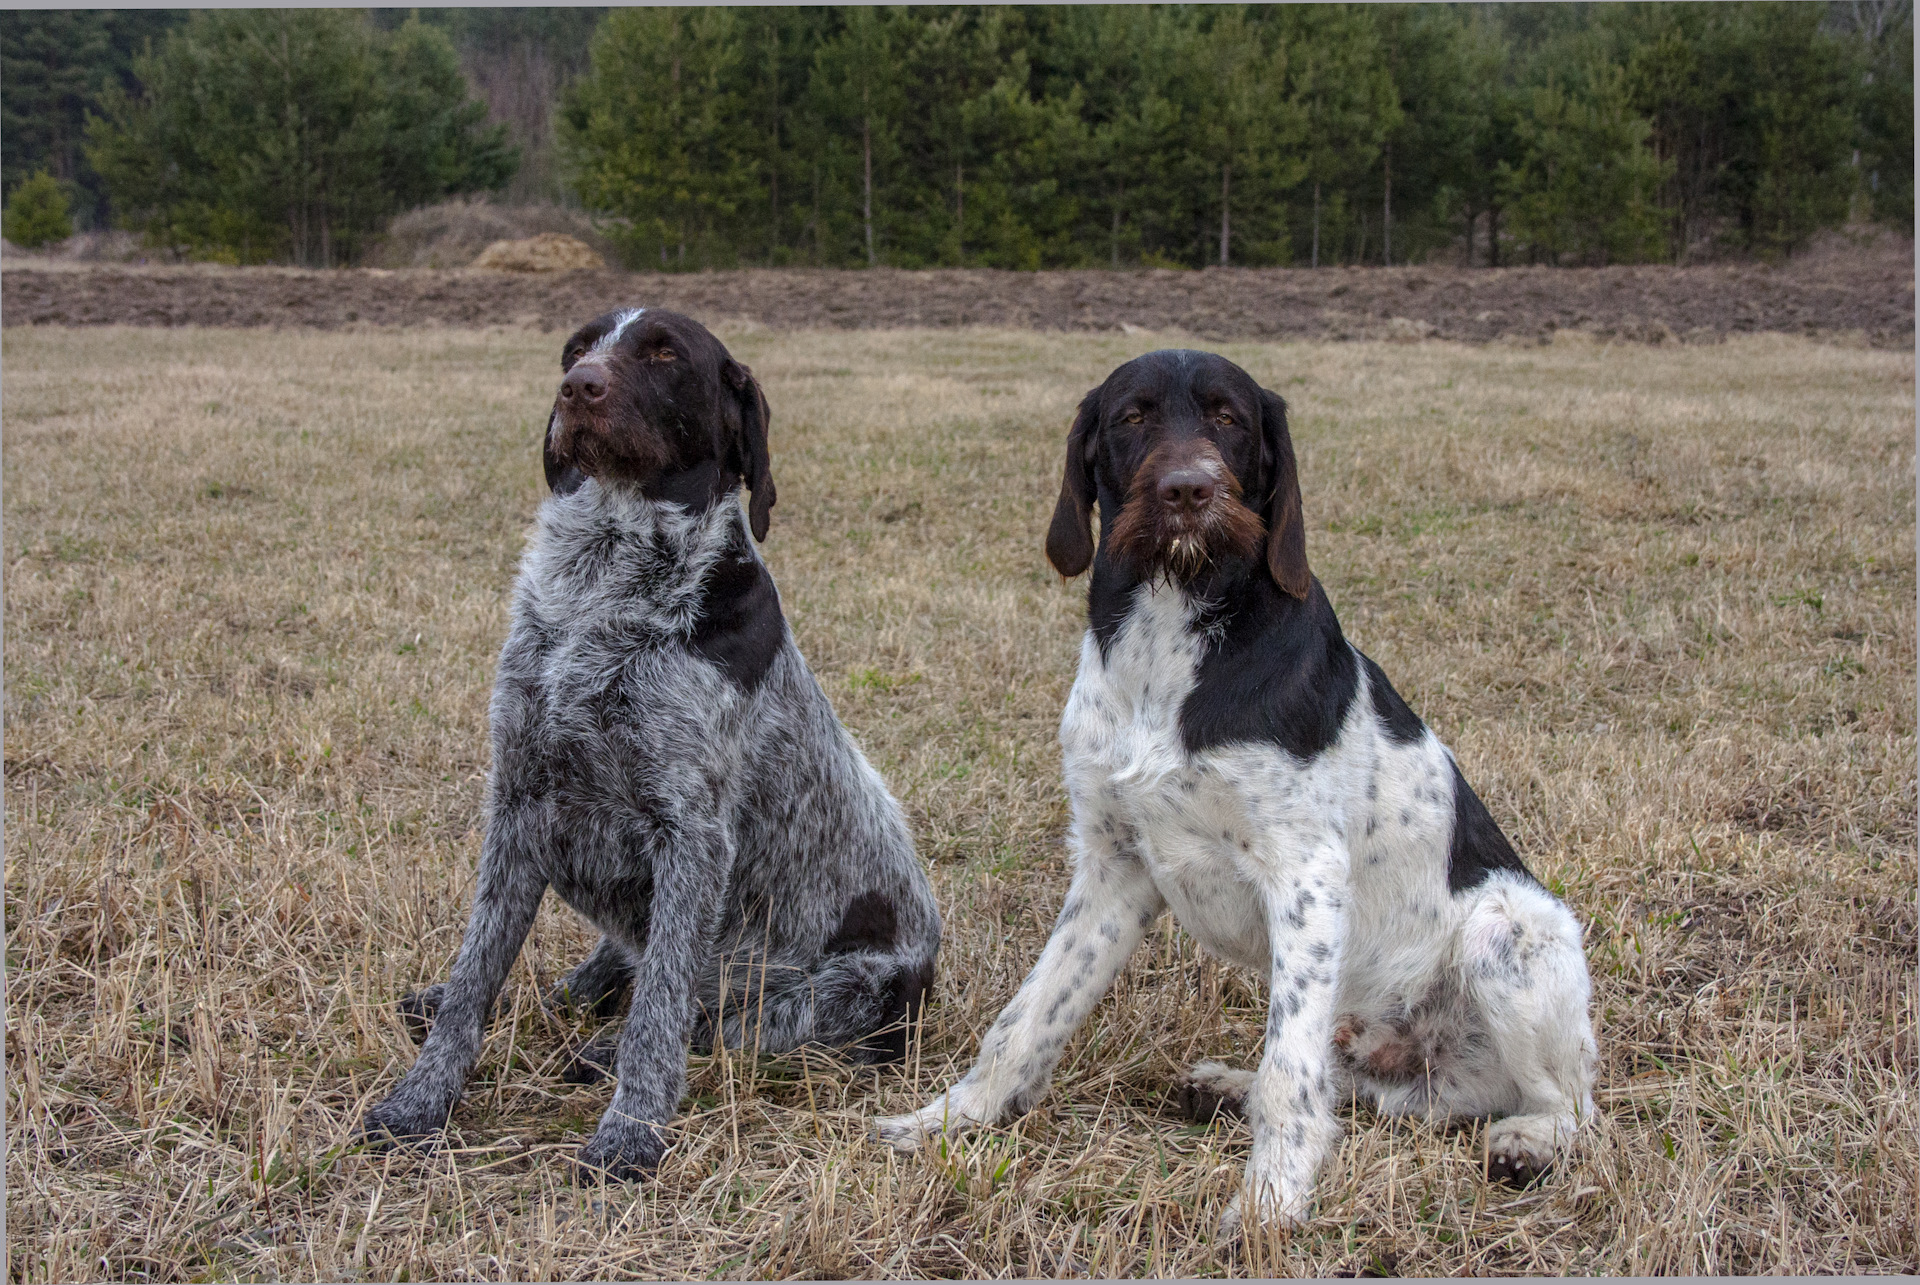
<box><xmin>874</xmin><ymin>350</ymin><xmax>1596</xmax><ymax>1238</ymax></box>
<box><xmin>361</xmin><ymin>309</ymin><xmax>939</xmax><ymax>1181</ymax></box>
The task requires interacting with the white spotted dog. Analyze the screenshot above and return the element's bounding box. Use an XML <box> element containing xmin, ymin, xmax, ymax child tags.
<box><xmin>873</xmin><ymin>350</ymin><xmax>1596</xmax><ymax>1236</ymax></box>
<box><xmin>359</xmin><ymin>307</ymin><xmax>940</xmax><ymax>1181</ymax></box>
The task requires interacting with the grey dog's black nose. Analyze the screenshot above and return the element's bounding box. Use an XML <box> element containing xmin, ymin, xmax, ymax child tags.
<box><xmin>560</xmin><ymin>364</ymin><xmax>608</xmax><ymax>405</ymax></box>
<box><xmin>1157</xmin><ymin>469</ymin><xmax>1216</xmax><ymax>511</ymax></box>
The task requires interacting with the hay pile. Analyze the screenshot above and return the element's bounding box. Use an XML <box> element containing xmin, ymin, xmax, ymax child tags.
<box><xmin>471</xmin><ymin>233</ymin><xmax>605</xmax><ymax>272</ymax></box>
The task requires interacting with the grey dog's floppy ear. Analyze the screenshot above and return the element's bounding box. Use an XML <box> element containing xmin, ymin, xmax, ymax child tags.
<box><xmin>543</xmin><ymin>418</ymin><xmax>586</xmax><ymax>496</ymax></box>
<box><xmin>1259</xmin><ymin>387</ymin><xmax>1309</xmax><ymax>598</ymax></box>
<box><xmin>1045</xmin><ymin>391</ymin><xmax>1102</xmax><ymax>577</ymax></box>
<box><xmin>724</xmin><ymin>358</ymin><xmax>776</xmax><ymax>541</ymax></box>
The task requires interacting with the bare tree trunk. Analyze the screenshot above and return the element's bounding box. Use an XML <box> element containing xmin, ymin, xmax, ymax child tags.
<box><xmin>862</xmin><ymin>88</ymin><xmax>876</xmax><ymax>267</ymax></box>
<box><xmin>768</xmin><ymin>22</ymin><xmax>780</xmax><ymax>261</ymax></box>
<box><xmin>1488</xmin><ymin>203</ymin><xmax>1501</xmax><ymax>267</ymax></box>
<box><xmin>1219</xmin><ymin>163</ymin><xmax>1230</xmax><ymax>266</ymax></box>
<box><xmin>1311</xmin><ymin>180</ymin><xmax>1321</xmax><ymax>269</ymax></box>
<box><xmin>955</xmin><ymin>161</ymin><xmax>963</xmax><ymax>262</ymax></box>
<box><xmin>812</xmin><ymin>163</ymin><xmax>822</xmax><ymax>264</ymax></box>
<box><xmin>1111</xmin><ymin>192</ymin><xmax>1121</xmax><ymax>268</ymax></box>
<box><xmin>1464</xmin><ymin>205</ymin><xmax>1475</xmax><ymax>267</ymax></box>
<box><xmin>1382</xmin><ymin>144</ymin><xmax>1392</xmax><ymax>266</ymax></box>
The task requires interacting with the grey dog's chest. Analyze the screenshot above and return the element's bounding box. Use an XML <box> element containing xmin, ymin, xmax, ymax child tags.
<box><xmin>507</xmin><ymin>490</ymin><xmax>750</xmax><ymax>817</ymax></box>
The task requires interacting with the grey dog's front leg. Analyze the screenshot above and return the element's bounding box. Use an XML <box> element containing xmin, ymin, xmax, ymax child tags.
<box><xmin>361</xmin><ymin>817</ymin><xmax>548</xmax><ymax>1145</ymax></box>
<box><xmin>574</xmin><ymin>822</ymin><xmax>729</xmax><ymax>1181</ymax></box>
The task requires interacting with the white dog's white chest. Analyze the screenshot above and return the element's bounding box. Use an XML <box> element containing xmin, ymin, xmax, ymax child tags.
<box><xmin>1059</xmin><ymin>589</ymin><xmax>1280</xmax><ymax>970</ymax></box>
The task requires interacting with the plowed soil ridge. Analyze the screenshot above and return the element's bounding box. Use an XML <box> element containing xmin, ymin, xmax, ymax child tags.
<box><xmin>3</xmin><ymin>254</ymin><xmax>1911</xmax><ymax>344</ymax></box>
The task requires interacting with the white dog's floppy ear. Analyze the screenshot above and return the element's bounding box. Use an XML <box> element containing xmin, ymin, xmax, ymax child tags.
<box><xmin>1258</xmin><ymin>387</ymin><xmax>1310</xmax><ymax>598</ymax></box>
<box><xmin>1046</xmin><ymin>391</ymin><xmax>1102</xmax><ymax>577</ymax></box>
<box><xmin>724</xmin><ymin>358</ymin><xmax>776</xmax><ymax>541</ymax></box>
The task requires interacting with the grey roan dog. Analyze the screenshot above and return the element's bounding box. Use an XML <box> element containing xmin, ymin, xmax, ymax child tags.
<box><xmin>359</xmin><ymin>307</ymin><xmax>941</xmax><ymax>1179</ymax></box>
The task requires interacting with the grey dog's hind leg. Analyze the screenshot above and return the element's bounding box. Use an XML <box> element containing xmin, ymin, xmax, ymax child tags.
<box><xmin>700</xmin><ymin>948</ymin><xmax>935</xmax><ymax>1065</ymax></box>
<box><xmin>562</xmin><ymin>1026</ymin><xmax>622</xmax><ymax>1084</ymax></box>
<box><xmin>549</xmin><ymin>936</ymin><xmax>634</xmax><ymax>1018</ymax></box>
<box><xmin>397</xmin><ymin>983</ymin><xmax>447</xmax><ymax>1045</ymax></box>
<box><xmin>550</xmin><ymin>938</ymin><xmax>636</xmax><ymax>1084</ymax></box>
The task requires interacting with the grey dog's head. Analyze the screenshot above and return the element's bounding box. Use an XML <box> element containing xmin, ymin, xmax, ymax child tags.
<box><xmin>542</xmin><ymin>307</ymin><xmax>777</xmax><ymax>540</ymax></box>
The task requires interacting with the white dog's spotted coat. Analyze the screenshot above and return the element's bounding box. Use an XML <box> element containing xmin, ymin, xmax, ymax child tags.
<box><xmin>874</xmin><ymin>349</ymin><xmax>1597</xmax><ymax>1237</ymax></box>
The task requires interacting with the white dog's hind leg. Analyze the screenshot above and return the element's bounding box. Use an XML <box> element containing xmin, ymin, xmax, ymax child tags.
<box><xmin>1175</xmin><ymin>1059</ymin><xmax>1257</xmax><ymax>1121</ymax></box>
<box><xmin>1459</xmin><ymin>874</ymin><xmax>1597</xmax><ymax>1185</ymax></box>
<box><xmin>872</xmin><ymin>845</ymin><xmax>1164</xmax><ymax>1152</ymax></box>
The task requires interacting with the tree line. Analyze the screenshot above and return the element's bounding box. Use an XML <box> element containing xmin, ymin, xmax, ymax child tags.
<box><xmin>2</xmin><ymin>4</ymin><xmax>1910</xmax><ymax>269</ymax></box>
<box><xmin>561</xmin><ymin>2</ymin><xmax>1911</xmax><ymax>269</ymax></box>
<box><xmin>3</xmin><ymin>9</ymin><xmax>516</xmax><ymax>264</ymax></box>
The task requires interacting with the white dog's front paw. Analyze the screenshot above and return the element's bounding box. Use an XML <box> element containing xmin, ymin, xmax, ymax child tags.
<box><xmin>1214</xmin><ymin>1196</ymin><xmax>1245</xmax><ymax>1248</ymax></box>
<box><xmin>1228</xmin><ymin>1169</ymin><xmax>1310</xmax><ymax>1235</ymax></box>
<box><xmin>1215</xmin><ymin>1180</ymin><xmax>1306</xmax><ymax>1254</ymax></box>
<box><xmin>870</xmin><ymin>1090</ymin><xmax>980</xmax><ymax>1155</ymax></box>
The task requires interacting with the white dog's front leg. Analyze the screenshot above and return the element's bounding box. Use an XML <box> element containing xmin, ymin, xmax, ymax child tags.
<box><xmin>873</xmin><ymin>841</ymin><xmax>1164</xmax><ymax>1152</ymax></box>
<box><xmin>1228</xmin><ymin>840</ymin><xmax>1351</xmax><ymax>1235</ymax></box>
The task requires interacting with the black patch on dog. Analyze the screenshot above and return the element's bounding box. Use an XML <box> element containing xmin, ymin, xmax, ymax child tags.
<box><xmin>1178</xmin><ymin>571</ymin><xmax>1360</xmax><ymax>759</ymax></box>
<box><xmin>1446</xmin><ymin>761</ymin><xmax>1537</xmax><ymax>893</ymax></box>
<box><xmin>857</xmin><ymin>956</ymin><xmax>934</xmax><ymax>1064</ymax></box>
<box><xmin>1361</xmin><ymin>652</ymin><xmax>1426</xmax><ymax>745</ymax></box>
<box><xmin>1087</xmin><ymin>555</ymin><xmax>1142</xmax><ymax>656</ymax></box>
<box><xmin>642</xmin><ymin>457</ymin><xmax>728</xmax><ymax>518</ymax></box>
<box><xmin>688</xmin><ymin>525</ymin><xmax>785</xmax><ymax>693</ymax></box>
<box><xmin>825</xmin><ymin>890</ymin><xmax>900</xmax><ymax>954</ymax></box>
<box><xmin>826</xmin><ymin>891</ymin><xmax>925</xmax><ymax>1065</ymax></box>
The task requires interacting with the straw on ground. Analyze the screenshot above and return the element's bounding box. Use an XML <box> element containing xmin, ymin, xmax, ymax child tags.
<box><xmin>5</xmin><ymin>325</ymin><xmax>1913</xmax><ymax>1278</ymax></box>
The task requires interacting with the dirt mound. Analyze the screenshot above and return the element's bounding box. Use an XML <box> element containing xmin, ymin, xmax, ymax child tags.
<box><xmin>471</xmin><ymin>233</ymin><xmax>605</xmax><ymax>272</ymax></box>
<box><xmin>3</xmin><ymin>237</ymin><xmax>1910</xmax><ymax>345</ymax></box>
<box><xmin>368</xmin><ymin>198</ymin><xmax>613</xmax><ymax>270</ymax></box>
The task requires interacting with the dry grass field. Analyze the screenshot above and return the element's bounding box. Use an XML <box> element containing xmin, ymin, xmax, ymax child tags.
<box><xmin>4</xmin><ymin>323</ymin><xmax>1914</xmax><ymax>1280</ymax></box>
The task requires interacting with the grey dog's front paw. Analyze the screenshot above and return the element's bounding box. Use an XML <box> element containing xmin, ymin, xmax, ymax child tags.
<box><xmin>573</xmin><ymin>1118</ymin><xmax>667</xmax><ymax>1183</ymax></box>
<box><xmin>396</xmin><ymin>984</ymin><xmax>446</xmax><ymax>1045</ymax></box>
<box><xmin>358</xmin><ymin>1095</ymin><xmax>450</xmax><ymax>1150</ymax></box>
